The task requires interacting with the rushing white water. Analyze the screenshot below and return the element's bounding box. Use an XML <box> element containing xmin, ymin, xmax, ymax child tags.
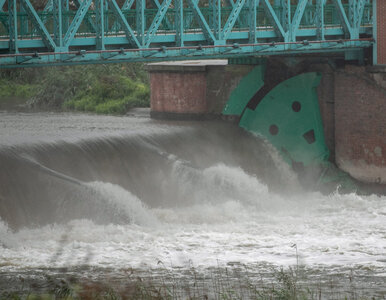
<box><xmin>0</xmin><ymin>164</ymin><xmax>385</xmax><ymax>274</ymax></box>
<box><xmin>0</xmin><ymin>112</ymin><xmax>385</xmax><ymax>296</ymax></box>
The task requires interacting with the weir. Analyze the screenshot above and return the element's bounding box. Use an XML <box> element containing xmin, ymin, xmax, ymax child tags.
<box><xmin>0</xmin><ymin>119</ymin><xmax>290</xmax><ymax>228</ymax></box>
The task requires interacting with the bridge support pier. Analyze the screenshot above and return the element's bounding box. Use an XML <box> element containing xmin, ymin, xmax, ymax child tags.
<box><xmin>147</xmin><ymin>59</ymin><xmax>385</xmax><ymax>186</ymax></box>
<box><xmin>335</xmin><ymin>65</ymin><xmax>386</xmax><ymax>184</ymax></box>
<box><xmin>374</xmin><ymin>0</ymin><xmax>386</xmax><ymax>65</ymax></box>
<box><xmin>147</xmin><ymin>60</ymin><xmax>253</xmax><ymax>119</ymax></box>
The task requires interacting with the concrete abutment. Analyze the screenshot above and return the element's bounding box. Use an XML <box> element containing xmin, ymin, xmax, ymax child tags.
<box><xmin>147</xmin><ymin>60</ymin><xmax>386</xmax><ymax>186</ymax></box>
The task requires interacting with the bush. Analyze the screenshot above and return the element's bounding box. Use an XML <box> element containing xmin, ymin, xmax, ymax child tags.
<box><xmin>1</xmin><ymin>63</ymin><xmax>150</xmax><ymax>114</ymax></box>
<box><xmin>63</xmin><ymin>73</ymin><xmax>150</xmax><ymax>114</ymax></box>
<box><xmin>0</xmin><ymin>79</ymin><xmax>38</xmax><ymax>100</ymax></box>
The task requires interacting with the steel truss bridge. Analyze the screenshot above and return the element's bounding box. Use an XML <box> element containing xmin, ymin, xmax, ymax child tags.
<box><xmin>0</xmin><ymin>0</ymin><xmax>374</xmax><ymax>67</ymax></box>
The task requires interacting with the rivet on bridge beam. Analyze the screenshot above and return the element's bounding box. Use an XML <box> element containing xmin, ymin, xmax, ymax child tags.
<box><xmin>77</xmin><ymin>50</ymin><xmax>86</xmax><ymax>56</ymax></box>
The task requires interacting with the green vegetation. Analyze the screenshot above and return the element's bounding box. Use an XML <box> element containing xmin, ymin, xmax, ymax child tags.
<box><xmin>0</xmin><ymin>265</ymin><xmax>379</xmax><ymax>300</ymax></box>
<box><xmin>0</xmin><ymin>79</ymin><xmax>38</xmax><ymax>100</ymax></box>
<box><xmin>0</xmin><ymin>63</ymin><xmax>149</xmax><ymax>114</ymax></box>
<box><xmin>0</xmin><ymin>69</ymin><xmax>40</xmax><ymax>108</ymax></box>
<box><xmin>63</xmin><ymin>73</ymin><xmax>149</xmax><ymax>114</ymax></box>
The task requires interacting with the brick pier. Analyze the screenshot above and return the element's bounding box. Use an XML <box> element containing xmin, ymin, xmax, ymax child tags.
<box><xmin>376</xmin><ymin>0</ymin><xmax>386</xmax><ymax>65</ymax></box>
<box><xmin>147</xmin><ymin>60</ymin><xmax>385</xmax><ymax>185</ymax></box>
<box><xmin>147</xmin><ymin>60</ymin><xmax>253</xmax><ymax>119</ymax></box>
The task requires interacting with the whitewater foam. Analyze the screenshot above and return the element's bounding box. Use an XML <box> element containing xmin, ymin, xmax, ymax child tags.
<box><xmin>85</xmin><ymin>182</ymin><xmax>158</xmax><ymax>227</ymax></box>
<box><xmin>0</xmin><ymin>164</ymin><xmax>384</xmax><ymax>273</ymax></box>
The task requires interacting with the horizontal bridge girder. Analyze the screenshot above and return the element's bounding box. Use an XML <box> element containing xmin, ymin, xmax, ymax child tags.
<box><xmin>0</xmin><ymin>1</ymin><xmax>374</xmax><ymax>67</ymax></box>
<box><xmin>0</xmin><ymin>39</ymin><xmax>373</xmax><ymax>68</ymax></box>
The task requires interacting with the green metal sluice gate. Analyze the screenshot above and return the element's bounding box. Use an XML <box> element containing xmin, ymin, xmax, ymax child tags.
<box><xmin>0</xmin><ymin>0</ymin><xmax>374</xmax><ymax>67</ymax></box>
<box><xmin>223</xmin><ymin>64</ymin><xmax>357</xmax><ymax>192</ymax></box>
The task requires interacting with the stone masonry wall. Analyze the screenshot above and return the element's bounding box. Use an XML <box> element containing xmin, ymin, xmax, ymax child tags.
<box><xmin>206</xmin><ymin>65</ymin><xmax>254</xmax><ymax>114</ymax></box>
<box><xmin>334</xmin><ymin>65</ymin><xmax>386</xmax><ymax>184</ymax></box>
<box><xmin>150</xmin><ymin>71</ymin><xmax>207</xmax><ymax>115</ymax></box>
<box><xmin>148</xmin><ymin>62</ymin><xmax>252</xmax><ymax>118</ymax></box>
<box><xmin>377</xmin><ymin>0</ymin><xmax>386</xmax><ymax>65</ymax></box>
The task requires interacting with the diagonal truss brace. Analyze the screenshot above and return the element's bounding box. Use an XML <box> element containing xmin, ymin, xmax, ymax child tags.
<box><xmin>74</xmin><ymin>0</ymin><xmax>97</xmax><ymax>33</ymax></box>
<box><xmin>260</xmin><ymin>0</ymin><xmax>286</xmax><ymax>41</ymax></box>
<box><xmin>0</xmin><ymin>0</ymin><xmax>9</xmax><ymax>32</ymax></box>
<box><xmin>20</xmin><ymin>0</ymin><xmax>56</xmax><ymax>50</ymax></box>
<box><xmin>355</xmin><ymin>0</ymin><xmax>367</xmax><ymax>28</ymax></box>
<box><xmin>222</xmin><ymin>0</ymin><xmax>246</xmax><ymax>40</ymax></box>
<box><xmin>332</xmin><ymin>0</ymin><xmax>353</xmax><ymax>38</ymax></box>
<box><xmin>39</xmin><ymin>0</ymin><xmax>53</xmax><ymax>25</ymax></box>
<box><xmin>186</xmin><ymin>0</ymin><xmax>216</xmax><ymax>44</ymax></box>
<box><xmin>151</xmin><ymin>0</ymin><xmax>173</xmax><ymax>30</ymax></box>
<box><xmin>122</xmin><ymin>0</ymin><xmax>135</xmax><ymax>9</ymax></box>
<box><xmin>145</xmin><ymin>0</ymin><xmax>172</xmax><ymax>47</ymax></box>
<box><xmin>290</xmin><ymin>0</ymin><xmax>308</xmax><ymax>41</ymax></box>
<box><xmin>349</xmin><ymin>0</ymin><xmax>366</xmax><ymax>39</ymax></box>
<box><xmin>107</xmin><ymin>0</ymin><xmax>141</xmax><ymax>48</ymax></box>
<box><xmin>63</xmin><ymin>0</ymin><xmax>93</xmax><ymax>47</ymax></box>
<box><xmin>110</xmin><ymin>0</ymin><xmax>134</xmax><ymax>31</ymax></box>
<box><xmin>228</xmin><ymin>0</ymin><xmax>248</xmax><ymax>28</ymax></box>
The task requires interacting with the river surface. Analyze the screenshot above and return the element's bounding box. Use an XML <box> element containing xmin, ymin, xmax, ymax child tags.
<box><xmin>0</xmin><ymin>111</ymin><xmax>385</xmax><ymax>298</ymax></box>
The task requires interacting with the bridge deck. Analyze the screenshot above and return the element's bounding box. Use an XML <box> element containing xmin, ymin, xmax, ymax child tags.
<box><xmin>0</xmin><ymin>1</ymin><xmax>375</xmax><ymax>68</ymax></box>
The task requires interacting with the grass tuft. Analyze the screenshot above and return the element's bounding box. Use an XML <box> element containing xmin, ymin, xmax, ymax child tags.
<box><xmin>0</xmin><ymin>265</ymin><xmax>380</xmax><ymax>300</ymax></box>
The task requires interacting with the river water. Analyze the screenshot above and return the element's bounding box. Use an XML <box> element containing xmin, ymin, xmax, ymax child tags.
<box><xmin>0</xmin><ymin>111</ymin><xmax>385</xmax><ymax>298</ymax></box>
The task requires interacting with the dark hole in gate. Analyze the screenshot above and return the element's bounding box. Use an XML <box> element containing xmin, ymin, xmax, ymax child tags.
<box><xmin>269</xmin><ymin>124</ymin><xmax>279</xmax><ymax>135</ymax></box>
<box><xmin>303</xmin><ymin>129</ymin><xmax>316</xmax><ymax>144</ymax></box>
<box><xmin>292</xmin><ymin>101</ymin><xmax>301</xmax><ymax>112</ymax></box>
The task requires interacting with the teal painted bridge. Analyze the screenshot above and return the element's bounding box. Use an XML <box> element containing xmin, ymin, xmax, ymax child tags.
<box><xmin>0</xmin><ymin>0</ymin><xmax>375</xmax><ymax>67</ymax></box>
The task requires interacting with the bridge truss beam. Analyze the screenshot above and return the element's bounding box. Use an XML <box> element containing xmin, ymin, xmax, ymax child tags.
<box><xmin>0</xmin><ymin>0</ymin><xmax>374</xmax><ymax>68</ymax></box>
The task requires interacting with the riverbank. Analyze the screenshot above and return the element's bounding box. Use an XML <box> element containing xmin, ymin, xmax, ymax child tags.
<box><xmin>0</xmin><ymin>64</ymin><xmax>150</xmax><ymax>114</ymax></box>
<box><xmin>2</xmin><ymin>264</ymin><xmax>384</xmax><ymax>299</ymax></box>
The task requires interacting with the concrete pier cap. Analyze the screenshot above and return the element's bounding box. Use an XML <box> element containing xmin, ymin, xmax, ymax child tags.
<box><xmin>146</xmin><ymin>59</ymin><xmax>253</xmax><ymax>120</ymax></box>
